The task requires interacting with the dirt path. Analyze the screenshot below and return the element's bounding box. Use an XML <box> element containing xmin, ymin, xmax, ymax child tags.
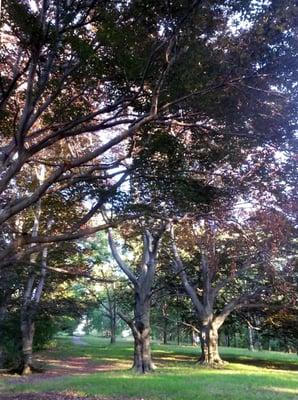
<box><xmin>0</xmin><ymin>394</ymin><xmax>136</xmax><ymax>400</ymax></box>
<box><xmin>0</xmin><ymin>394</ymin><xmax>103</xmax><ymax>400</ymax></box>
<box><xmin>1</xmin><ymin>339</ymin><xmax>134</xmax><ymax>399</ymax></box>
<box><xmin>5</xmin><ymin>356</ymin><xmax>118</xmax><ymax>385</ymax></box>
<box><xmin>5</xmin><ymin>338</ymin><xmax>120</xmax><ymax>385</ymax></box>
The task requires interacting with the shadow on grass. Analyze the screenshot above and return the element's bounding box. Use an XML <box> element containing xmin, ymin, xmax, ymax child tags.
<box><xmin>6</xmin><ymin>369</ymin><xmax>297</xmax><ymax>400</ymax></box>
<box><xmin>154</xmin><ymin>347</ymin><xmax>298</xmax><ymax>372</ymax></box>
<box><xmin>223</xmin><ymin>355</ymin><xmax>298</xmax><ymax>371</ymax></box>
<box><xmin>55</xmin><ymin>338</ymin><xmax>298</xmax><ymax>373</ymax></box>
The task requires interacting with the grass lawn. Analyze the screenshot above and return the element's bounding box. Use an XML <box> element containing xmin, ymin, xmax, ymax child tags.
<box><xmin>1</xmin><ymin>336</ymin><xmax>298</xmax><ymax>400</ymax></box>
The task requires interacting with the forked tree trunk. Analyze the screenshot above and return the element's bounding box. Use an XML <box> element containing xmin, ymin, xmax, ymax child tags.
<box><xmin>198</xmin><ymin>322</ymin><xmax>223</xmax><ymax>366</ymax></box>
<box><xmin>132</xmin><ymin>293</ymin><xmax>154</xmax><ymax>373</ymax></box>
<box><xmin>132</xmin><ymin>327</ymin><xmax>154</xmax><ymax>373</ymax></box>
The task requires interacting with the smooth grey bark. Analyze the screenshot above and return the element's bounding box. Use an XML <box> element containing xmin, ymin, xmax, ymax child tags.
<box><xmin>108</xmin><ymin>225</ymin><xmax>165</xmax><ymax>373</ymax></box>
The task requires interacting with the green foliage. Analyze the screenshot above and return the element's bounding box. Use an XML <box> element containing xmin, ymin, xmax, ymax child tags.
<box><xmin>4</xmin><ymin>0</ymin><xmax>43</xmax><ymax>50</ymax></box>
<box><xmin>0</xmin><ymin>313</ymin><xmax>22</xmax><ymax>368</ymax></box>
<box><xmin>0</xmin><ymin>312</ymin><xmax>60</xmax><ymax>368</ymax></box>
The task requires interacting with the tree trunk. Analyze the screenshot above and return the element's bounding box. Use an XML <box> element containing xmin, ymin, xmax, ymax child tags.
<box><xmin>110</xmin><ymin>315</ymin><xmax>116</xmax><ymax>344</ymax></box>
<box><xmin>132</xmin><ymin>293</ymin><xmax>154</xmax><ymax>373</ymax></box>
<box><xmin>163</xmin><ymin>318</ymin><xmax>168</xmax><ymax>345</ymax></box>
<box><xmin>20</xmin><ymin>316</ymin><xmax>35</xmax><ymax>375</ymax></box>
<box><xmin>248</xmin><ymin>325</ymin><xmax>254</xmax><ymax>351</ymax></box>
<box><xmin>162</xmin><ymin>303</ymin><xmax>168</xmax><ymax>345</ymax></box>
<box><xmin>177</xmin><ymin>323</ymin><xmax>180</xmax><ymax>345</ymax></box>
<box><xmin>132</xmin><ymin>327</ymin><xmax>154</xmax><ymax>373</ymax></box>
<box><xmin>198</xmin><ymin>322</ymin><xmax>223</xmax><ymax>366</ymax></box>
<box><xmin>191</xmin><ymin>328</ymin><xmax>197</xmax><ymax>346</ymax></box>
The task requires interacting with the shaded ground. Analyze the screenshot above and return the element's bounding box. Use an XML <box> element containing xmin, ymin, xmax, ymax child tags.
<box><xmin>5</xmin><ymin>337</ymin><xmax>120</xmax><ymax>385</ymax></box>
<box><xmin>6</xmin><ymin>356</ymin><xmax>118</xmax><ymax>384</ymax></box>
<box><xmin>224</xmin><ymin>355</ymin><xmax>298</xmax><ymax>371</ymax></box>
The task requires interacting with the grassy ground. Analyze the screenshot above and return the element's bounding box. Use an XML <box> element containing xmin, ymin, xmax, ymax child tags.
<box><xmin>1</xmin><ymin>336</ymin><xmax>298</xmax><ymax>400</ymax></box>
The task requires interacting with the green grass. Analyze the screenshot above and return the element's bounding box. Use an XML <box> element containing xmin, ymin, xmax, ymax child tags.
<box><xmin>1</xmin><ymin>336</ymin><xmax>298</xmax><ymax>399</ymax></box>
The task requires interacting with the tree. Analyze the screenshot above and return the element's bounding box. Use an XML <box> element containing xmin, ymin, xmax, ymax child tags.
<box><xmin>169</xmin><ymin>207</ymin><xmax>295</xmax><ymax>365</ymax></box>
<box><xmin>108</xmin><ymin>223</ymin><xmax>166</xmax><ymax>373</ymax></box>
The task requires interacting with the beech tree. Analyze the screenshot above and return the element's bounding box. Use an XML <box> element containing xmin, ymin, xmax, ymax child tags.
<box><xmin>169</xmin><ymin>207</ymin><xmax>295</xmax><ymax>365</ymax></box>
<box><xmin>108</xmin><ymin>223</ymin><xmax>166</xmax><ymax>373</ymax></box>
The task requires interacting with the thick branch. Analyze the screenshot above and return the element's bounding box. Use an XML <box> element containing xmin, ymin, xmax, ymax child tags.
<box><xmin>108</xmin><ymin>229</ymin><xmax>138</xmax><ymax>286</ymax></box>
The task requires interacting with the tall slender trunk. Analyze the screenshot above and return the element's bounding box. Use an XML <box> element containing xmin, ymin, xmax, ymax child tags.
<box><xmin>110</xmin><ymin>309</ymin><xmax>116</xmax><ymax>344</ymax></box>
<box><xmin>162</xmin><ymin>303</ymin><xmax>168</xmax><ymax>345</ymax></box>
<box><xmin>163</xmin><ymin>317</ymin><xmax>168</xmax><ymax>345</ymax></box>
<box><xmin>177</xmin><ymin>323</ymin><xmax>180</xmax><ymax>345</ymax></box>
<box><xmin>224</xmin><ymin>332</ymin><xmax>230</xmax><ymax>347</ymax></box>
<box><xmin>110</xmin><ymin>327</ymin><xmax>116</xmax><ymax>344</ymax></box>
<box><xmin>132</xmin><ymin>292</ymin><xmax>154</xmax><ymax>373</ymax></box>
<box><xmin>191</xmin><ymin>328</ymin><xmax>197</xmax><ymax>346</ymax></box>
<box><xmin>248</xmin><ymin>325</ymin><xmax>254</xmax><ymax>351</ymax></box>
<box><xmin>199</xmin><ymin>321</ymin><xmax>223</xmax><ymax>365</ymax></box>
